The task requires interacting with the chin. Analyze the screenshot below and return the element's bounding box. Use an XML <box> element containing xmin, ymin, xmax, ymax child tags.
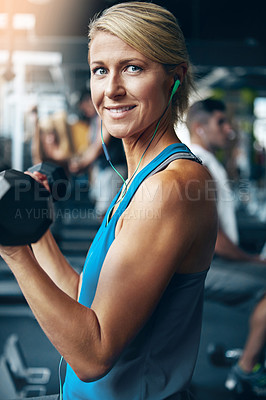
<box><xmin>105</xmin><ymin>124</ymin><xmax>136</xmax><ymax>140</ymax></box>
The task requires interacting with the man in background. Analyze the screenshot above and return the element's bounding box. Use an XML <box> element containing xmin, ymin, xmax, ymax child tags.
<box><xmin>186</xmin><ymin>98</ymin><xmax>264</xmax><ymax>264</ymax></box>
<box><xmin>186</xmin><ymin>98</ymin><xmax>266</xmax><ymax>398</ymax></box>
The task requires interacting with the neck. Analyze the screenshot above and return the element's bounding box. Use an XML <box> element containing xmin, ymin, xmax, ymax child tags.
<box><xmin>123</xmin><ymin>118</ymin><xmax>180</xmax><ymax>179</ymax></box>
<box><xmin>191</xmin><ymin>135</ymin><xmax>211</xmax><ymax>152</ymax></box>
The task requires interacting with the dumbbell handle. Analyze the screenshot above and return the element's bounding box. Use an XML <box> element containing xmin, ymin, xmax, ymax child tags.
<box><xmin>28</xmin><ymin>161</ymin><xmax>69</xmax><ymax>202</ymax></box>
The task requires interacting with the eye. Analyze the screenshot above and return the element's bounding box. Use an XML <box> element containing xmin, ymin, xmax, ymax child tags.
<box><xmin>92</xmin><ymin>67</ymin><xmax>107</xmax><ymax>76</ymax></box>
<box><xmin>126</xmin><ymin>65</ymin><xmax>142</xmax><ymax>73</ymax></box>
<box><xmin>218</xmin><ymin>118</ymin><xmax>226</xmax><ymax>126</ymax></box>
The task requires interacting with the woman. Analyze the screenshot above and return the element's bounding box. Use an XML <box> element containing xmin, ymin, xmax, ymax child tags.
<box><xmin>0</xmin><ymin>2</ymin><xmax>217</xmax><ymax>399</ymax></box>
<box><xmin>69</xmin><ymin>89</ymin><xmax>127</xmax><ymax>219</ymax></box>
<box><xmin>31</xmin><ymin>111</ymin><xmax>74</xmax><ymax>174</ymax></box>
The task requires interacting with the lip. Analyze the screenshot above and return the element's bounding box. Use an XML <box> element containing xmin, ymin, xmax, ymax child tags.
<box><xmin>104</xmin><ymin>105</ymin><xmax>136</xmax><ymax>118</ymax></box>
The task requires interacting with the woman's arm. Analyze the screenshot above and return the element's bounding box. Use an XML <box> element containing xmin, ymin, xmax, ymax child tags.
<box><xmin>0</xmin><ymin>245</ymin><xmax>102</xmax><ymax>381</ymax></box>
<box><xmin>31</xmin><ymin>230</ymin><xmax>80</xmax><ymax>299</ymax></box>
<box><xmin>31</xmin><ymin>124</ymin><xmax>42</xmax><ymax>165</ymax></box>
<box><xmin>0</xmin><ymin>163</ymin><xmax>216</xmax><ymax>382</ymax></box>
<box><xmin>24</xmin><ymin>171</ymin><xmax>81</xmax><ymax>299</ymax></box>
<box><xmin>69</xmin><ymin>121</ymin><xmax>110</xmax><ymax>173</ymax></box>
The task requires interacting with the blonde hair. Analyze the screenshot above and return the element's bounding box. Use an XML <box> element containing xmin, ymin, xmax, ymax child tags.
<box><xmin>88</xmin><ymin>2</ymin><xmax>194</xmax><ymax>123</ymax></box>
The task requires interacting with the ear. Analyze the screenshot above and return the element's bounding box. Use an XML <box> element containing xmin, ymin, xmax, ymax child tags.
<box><xmin>172</xmin><ymin>62</ymin><xmax>188</xmax><ymax>87</ymax></box>
<box><xmin>191</xmin><ymin>122</ymin><xmax>205</xmax><ymax>137</ymax></box>
<box><xmin>168</xmin><ymin>63</ymin><xmax>188</xmax><ymax>98</ymax></box>
<box><xmin>196</xmin><ymin>127</ymin><xmax>205</xmax><ymax>137</ymax></box>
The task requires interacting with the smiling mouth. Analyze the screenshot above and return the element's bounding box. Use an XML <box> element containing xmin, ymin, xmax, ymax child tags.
<box><xmin>107</xmin><ymin>105</ymin><xmax>136</xmax><ymax>113</ymax></box>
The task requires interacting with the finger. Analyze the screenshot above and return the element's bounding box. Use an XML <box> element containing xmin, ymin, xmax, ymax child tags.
<box><xmin>25</xmin><ymin>171</ymin><xmax>50</xmax><ymax>192</ymax></box>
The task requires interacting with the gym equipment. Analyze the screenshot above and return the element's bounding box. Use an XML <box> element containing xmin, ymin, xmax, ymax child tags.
<box><xmin>28</xmin><ymin>161</ymin><xmax>69</xmax><ymax>201</ymax></box>
<box><xmin>4</xmin><ymin>333</ymin><xmax>51</xmax><ymax>385</ymax></box>
<box><xmin>207</xmin><ymin>342</ymin><xmax>243</xmax><ymax>367</ymax></box>
<box><xmin>207</xmin><ymin>343</ymin><xmax>266</xmax><ymax>399</ymax></box>
<box><xmin>0</xmin><ymin>356</ymin><xmax>46</xmax><ymax>400</ymax></box>
<box><xmin>0</xmin><ymin>162</ymin><xmax>68</xmax><ymax>246</ymax></box>
<box><xmin>0</xmin><ymin>169</ymin><xmax>53</xmax><ymax>246</ymax></box>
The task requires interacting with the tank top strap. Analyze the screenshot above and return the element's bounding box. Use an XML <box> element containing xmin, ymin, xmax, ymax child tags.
<box><xmin>106</xmin><ymin>143</ymin><xmax>201</xmax><ymax>226</ymax></box>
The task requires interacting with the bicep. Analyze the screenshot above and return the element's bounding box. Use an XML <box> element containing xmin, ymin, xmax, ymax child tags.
<box><xmin>90</xmin><ymin>190</ymin><xmax>196</xmax><ymax>362</ymax></box>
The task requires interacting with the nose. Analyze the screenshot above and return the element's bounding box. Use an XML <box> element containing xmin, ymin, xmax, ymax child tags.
<box><xmin>222</xmin><ymin>121</ymin><xmax>231</xmax><ymax>135</ymax></box>
<box><xmin>223</xmin><ymin>122</ymin><xmax>236</xmax><ymax>141</ymax></box>
<box><xmin>105</xmin><ymin>72</ymin><xmax>126</xmax><ymax>99</ymax></box>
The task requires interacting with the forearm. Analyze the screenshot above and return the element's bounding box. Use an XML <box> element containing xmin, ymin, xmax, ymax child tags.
<box><xmin>80</xmin><ymin>143</ymin><xmax>103</xmax><ymax>167</ymax></box>
<box><xmin>215</xmin><ymin>228</ymin><xmax>262</xmax><ymax>263</ymax></box>
<box><xmin>2</xmin><ymin>247</ymin><xmax>107</xmax><ymax>381</ymax></box>
<box><xmin>31</xmin><ymin>230</ymin><xmax>80</xmax><ymax>299</ymax></box>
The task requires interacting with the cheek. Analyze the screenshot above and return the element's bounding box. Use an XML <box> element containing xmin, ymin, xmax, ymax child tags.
<box><xmin>138</xmin><ymin>82</ymin><xmax>168</xmax><ymax>115</ymax></box>
<box><xmin>209</xmin><ymin>123</ymin><xmax>220</xmax><ymax>138</ymax></box>
<box><xmin>146</xmin><ymin>79</ymin><xmax>164</xmax><ymax>99</ymax></box>
<box><xmin>90</xmin><ymin>86</ymin><xmax>101</xmax><ymax>114</ymax></box>
<box><xmin>217</xmin><ymin>128</ymin><xmax>226</xmax><ymax>140</ymax></box>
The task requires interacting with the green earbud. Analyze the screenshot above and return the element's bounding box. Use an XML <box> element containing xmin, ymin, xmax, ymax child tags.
<box><xmin>169</xmin><ymin>79</ymin><xmax>180</xmax><ymax>103</ymax></box>
<box><xmin>172</xmin><ymin>79</ymin><xmax>180</xmax><ymax>96</ymax></box>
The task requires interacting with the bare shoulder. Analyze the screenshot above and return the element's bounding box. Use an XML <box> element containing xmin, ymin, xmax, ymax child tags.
<box><xmin>166</xmin><ymin>158</ymin><xmax>216</xmax><ymax>204</ymax></box>
<box><xmin>132</xmin><ymin>157</ymin><xmax>216</xmax><ymax>212</ymax></box>
<box><xmin>162</xmin><ymin>158</ymin><xmax>217</xmax><ymax>226</ymax></box>
<box><xmin>122</xmin><ymin>158</ymin><xmax>217</xmax><ymax>273</ymax></box>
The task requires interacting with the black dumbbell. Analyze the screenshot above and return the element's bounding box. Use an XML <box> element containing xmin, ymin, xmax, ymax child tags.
<box><xmin>0</xmin><ymin>162</ymin><xmax>68</xmax><ymax>246</ymax></box>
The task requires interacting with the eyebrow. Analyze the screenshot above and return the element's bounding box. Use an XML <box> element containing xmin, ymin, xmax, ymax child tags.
<box><xmin>90</xmin><ymin>58</ymin><xmax>148</xmax><ymax>67</ymax></box>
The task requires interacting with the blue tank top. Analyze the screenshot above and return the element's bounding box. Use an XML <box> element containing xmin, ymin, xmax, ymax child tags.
<box><xmin>63</xmin><ymin>143</ymin><xmax>208</xmax><ymax>400</ymax></box>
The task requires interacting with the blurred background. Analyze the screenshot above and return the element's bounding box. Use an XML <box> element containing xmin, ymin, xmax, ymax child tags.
<box><xmin>0</xmin><ymin>0</ymin><xmax>266</xmax><ymax>214</ymax></box>
<box><xmin>0</xmin><ymin>0</ymin><xmax>266</xmax><ymax>399</ymax></box>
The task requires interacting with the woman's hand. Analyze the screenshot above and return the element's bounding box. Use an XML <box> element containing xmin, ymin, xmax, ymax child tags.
<box><xmin>0</xmin><ymin>171</ymin><xmax>49</xmax><ymax>260</ymax></box>
<box><xmin>68</xmin><ymin>156</ymin><xmax>89</xmax><ymax>174</ymax></box>
<box><xmin>0</xmin><ymin>244</ymin><xmax>28</xmax><ymax>261</ymax></box>
<box><xmin>25</xmin><ymin>170</ymin><xmax>50</xmax><ymax>192</ymax></box>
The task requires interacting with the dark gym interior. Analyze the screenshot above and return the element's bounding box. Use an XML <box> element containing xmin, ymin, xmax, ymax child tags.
<box><xmin>0</xmin><ymin>0</ymin><xmax>266</xmax><ymax>399</ymax></box>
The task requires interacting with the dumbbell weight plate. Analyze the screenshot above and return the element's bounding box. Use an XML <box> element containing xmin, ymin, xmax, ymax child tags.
<box><xmin>207</xmin><ymin>343</ymin><xmax>228</xmax><ymax>366</ymax></box>
<box><xmin>0</xmin><ymin>169</ymin><xmax>54</xmax><ymax>245</ymax></box>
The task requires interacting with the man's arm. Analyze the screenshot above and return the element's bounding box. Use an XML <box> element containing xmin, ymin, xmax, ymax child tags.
<box><xmin>215</xmin><ymin>226</ymin><xmax>266</xmax><ymax>265</ymax></box>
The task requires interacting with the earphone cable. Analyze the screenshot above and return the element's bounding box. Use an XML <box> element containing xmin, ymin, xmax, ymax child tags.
<box><xmin>101</xmin><ymin>82</ymin><xmax>178</xmax><ymax>225</ymax></box>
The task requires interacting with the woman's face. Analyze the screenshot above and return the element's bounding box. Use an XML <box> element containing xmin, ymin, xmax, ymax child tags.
<box><xmin>89</xmin><ymin>32</ymin><xmax>173</xmax><ymax>140</ymax></box>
